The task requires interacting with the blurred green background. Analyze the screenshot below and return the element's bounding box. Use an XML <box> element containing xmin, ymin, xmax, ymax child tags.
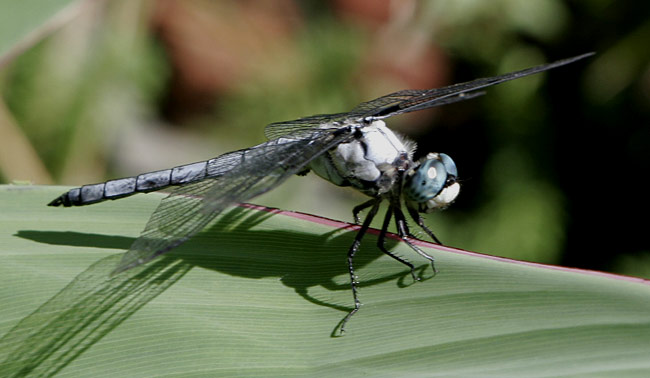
<box><xmin>1</xmin><ymin>0</ymin><xmax>648</xmax><ymax>276</ymax></box>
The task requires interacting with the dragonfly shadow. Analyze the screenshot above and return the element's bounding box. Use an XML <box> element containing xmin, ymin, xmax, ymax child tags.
<box><xmin>5</xmin><ymin>206</ymin><xmax>425</xmax><ymax>373</ymax></box>
<box><xmin>176</xmin><ymin>206</ymin><xmax>429</xmax><ymax>313</ymax></box>
<box><xmin>17</xmin><ymin>206</ymin><xmax>429</xmax><ymax>315</ymax></box>
<box><xmin>17</xmin><ymin>230</ymin><xmax>133</xmax><ymax>250</ymax></box>
<box><xmin>19</xmin><ymin>205</ymin><xmax>424</xmax><ymax>315</ymax></box>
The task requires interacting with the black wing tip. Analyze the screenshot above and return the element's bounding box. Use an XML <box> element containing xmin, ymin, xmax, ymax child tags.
<box><xmin>497</xmin><ymin>52</ymin><xmax>596</xmax><ymax>81</ymax></box>
<box><xmin>566</xmin><ymin>52</ymin><xmax>596</xmax><ymax>62</ymax></box>
<box><xmin>547</xmin><ymin>52</ymin><xmax>595</xmax><ymax>68</ymax></box>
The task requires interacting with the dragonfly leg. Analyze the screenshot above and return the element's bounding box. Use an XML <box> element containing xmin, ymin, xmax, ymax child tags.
<box><xmin>395</xmin><ymin>206</ymin><xmax>437</xmax><ymax>274</ymax></box>
<box><xmin>340</xmin><ymin>198</ymin><xmax>381</xmax><ymax>334</ymax></box>
<box><xmin>352</xmin><ymin>199</ymin><xmax>377</xmax><ymax>224</ymax></box>
<box><xmin>376</xmin><ymin>206</ymin><xmax>417</xmax><ymax>281</ymax></box>
<box><xmin>407</xmin><ymin>206</ymin><xmax>442</xmax><ymax>244</ymax></box>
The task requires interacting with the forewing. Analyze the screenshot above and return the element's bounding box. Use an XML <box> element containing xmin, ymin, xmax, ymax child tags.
<box><xmin>349</xmin><ymin>53</ymin><xmax>594</xmax><ymax>120</ymax></box>
<box><xmin>264</xmin><ymin>113</ymin><xmax>353</xmax><ymax>141</ymax></box>
<box><xmin>112</xmin><ymin>129</ymin><xmax>354</xmax><ymax>274</ymax></box>
<box><xmin>264</xmin><ymin>53</ymin><xmax>593</xmax><ymax>140</ymax></box>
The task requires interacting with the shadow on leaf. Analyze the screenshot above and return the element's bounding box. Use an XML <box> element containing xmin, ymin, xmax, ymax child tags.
<box><xmin>3</xmin><ymin>206</ymin><xmax>431</xmax><ymax>375</ymax></box>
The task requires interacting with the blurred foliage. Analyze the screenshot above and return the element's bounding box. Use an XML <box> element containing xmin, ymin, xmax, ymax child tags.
<box><xmin>2</xmin><ymin>0</ymin><xmax>169</xmax><ymax>183</ymax></box>
<box><xmin>0</xmin><ymin>0</ymin><xmax>648</xmax><ymax>276</ymax></box>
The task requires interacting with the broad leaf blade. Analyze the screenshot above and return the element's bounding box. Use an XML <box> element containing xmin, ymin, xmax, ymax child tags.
<box><xmin>1</xmin><ymin>185</ymin><xmax>649</xmax><ymax>377</ymax></box>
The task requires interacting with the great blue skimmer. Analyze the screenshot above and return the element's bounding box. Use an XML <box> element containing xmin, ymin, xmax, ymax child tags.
<box><xmin>49</xmin><ymin>53</ymin><xmax>593</xmax><ymax>332</ymax></box>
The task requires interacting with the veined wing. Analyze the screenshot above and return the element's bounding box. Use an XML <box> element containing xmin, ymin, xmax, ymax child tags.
<box><xmin>112</xmin><ymin>128</ymin><xmax>355</xmax><ymax>274</ymax></box>
<box><xmin>265</xmin><ymin>53</ymin><xmax>593</xmax><ymax>140</ymax></box>
<box><xmin>264</xmin><ymin>112</ymin><xmax>355</xmax><ymax>141</ymax></box>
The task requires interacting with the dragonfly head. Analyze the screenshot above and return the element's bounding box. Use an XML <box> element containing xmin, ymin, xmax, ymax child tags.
<box><xmin>403</xmin><ymin>152</ymin><xmax>460</xmax><ymax>213</ymax></box>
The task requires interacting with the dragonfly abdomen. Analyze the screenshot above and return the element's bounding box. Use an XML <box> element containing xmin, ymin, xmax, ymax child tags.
<box><xmin>48</xmin><ymin>160</ymin><xmax>210</xmax><ymax>207</ymax></box>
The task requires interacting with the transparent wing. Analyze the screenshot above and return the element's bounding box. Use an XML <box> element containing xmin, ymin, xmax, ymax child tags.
<box><xmin>264</xmin><ymin>113</ymin><xmax>354</xmax><ymax>141</ymax></box>
<box><xmin>112</xmin><ymin>129</ymin><xmax>354</xmax><ymax>274</ymax></box>
<box><xmin>265</xmin><ymin>53</ymin><xmax>593</xmax><ymax>140</ymax></box>
<box><xmin>350</xmin><ymin>53</ymin><xmax>594</xmax><ymax>119</ymax></box>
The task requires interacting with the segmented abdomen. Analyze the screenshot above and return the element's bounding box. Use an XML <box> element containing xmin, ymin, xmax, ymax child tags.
<box><xmin>48</xmin><ymin>160</ymin><xmax>214</xmax><ymax>207</ymax></box>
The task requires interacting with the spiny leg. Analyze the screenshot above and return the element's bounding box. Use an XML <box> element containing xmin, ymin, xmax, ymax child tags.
<box><xmin>340</xmin><ymin>198</ymin><xmax>381</xmax><ymax>334</ymax></box>
<box><xmin>395</xmin><ymin>206</ymin><xmax>437</xmax><ymax>274</ymax></box>
<box><xmin>376</xmin><ymin>205</ymin><xmax>418</xmax><ymax>281</ymax></box>
<box><xmin>352</xmin><ymin>198</ymin><xmax>377</xmax><ymax>224</ymax></box>
<box><xmin>406</xmin><ymin>207</ymin><xmax>442</xmax><ymax>244</ymax></box>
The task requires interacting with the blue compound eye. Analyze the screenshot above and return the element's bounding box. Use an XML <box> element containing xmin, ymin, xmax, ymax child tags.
<box><xmin>439</xmin><ymin>153</ymin><xmax>457</xmax><ymax>178</ymax></box>
<box><xmin>404</xmin><ymin>158</ymin><xmax>448</xmax><ymax>202</ymax></box>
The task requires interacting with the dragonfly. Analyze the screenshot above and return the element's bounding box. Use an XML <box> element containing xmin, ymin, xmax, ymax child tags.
<box><xmin>49</xmin><ymin>52</ymin><xmax>593</xmax><ymax>333</ymax></box>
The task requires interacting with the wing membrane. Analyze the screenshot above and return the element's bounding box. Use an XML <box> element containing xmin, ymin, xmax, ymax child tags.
<box><xmin>264</xmin><ymin>113</ymin><xmax>354</xmax><ymax>141</ymax></box>
<box><xmin>112</xmin><ymin>129</ymin><xmax>354</xmax><ymax>274</ymax></box>
<box><xmin>265</xmin><ymin>53</ymin><xmax>594</xmax><ymax>139</ymax></box>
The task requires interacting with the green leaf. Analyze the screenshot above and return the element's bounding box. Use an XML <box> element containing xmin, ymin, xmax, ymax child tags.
<box><xmin>0</xmin><ymin>0</ymin><xmax>79</xmax><ymax>65</ymax></box>
<box><xmin>1</xmin><ymin>185</ymin><xmax>649</xmax><ymax>377</ymax></box>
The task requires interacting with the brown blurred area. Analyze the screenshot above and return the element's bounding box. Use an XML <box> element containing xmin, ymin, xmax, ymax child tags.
<box><xmin>152</xmin><ymin>0</ymin><xmax>449</xmax><ymax>123</ymax></box>
<box><xmin>151</xmin><ymin>0</ymin><xmax>301</xmax><ymax>120</ymax></box>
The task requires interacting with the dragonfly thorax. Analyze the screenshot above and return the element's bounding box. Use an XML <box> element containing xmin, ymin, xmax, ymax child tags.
<box><xmin>309</xmin><ymin>120</ymin><xmax>415</xmax><ymax>196</ymax></box>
